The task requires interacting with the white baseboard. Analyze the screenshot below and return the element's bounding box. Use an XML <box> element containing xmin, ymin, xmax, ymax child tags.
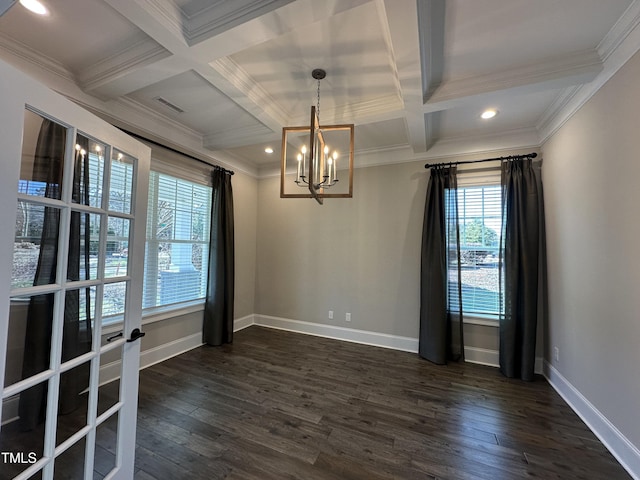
<box><xmin>99</xmin><ymin>332</ymin><xmax>204</xmax><ymax>386</ymax></box>
<box><xmin>463</xmin><ymin>347</ymin><xmax>543</xmax><ymax>374</ymax></box>
<box><xmin>253</xmin><ymin>314</ymin><xmax>420</xmax><ymax>353</ymax></box>
<box><xmin>464</xmin><ymin>346</ymin><xmax>499</xmax><ymax>367</ymax></box>
<box><xmin>544</xmin><ymin>361</ymin><xmax>640</xmax><ymax>480</ymax></box>
<box><xmin>233</xmin><ymin>314</ymin><xmax>255</xmax><ymax>332</ymax></box>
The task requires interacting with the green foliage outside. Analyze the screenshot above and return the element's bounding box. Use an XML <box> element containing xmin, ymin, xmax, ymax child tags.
<box><xmin>462</xmin><ymin>219</ymin><xmax>498</xmax><ymax>247</ymax></box>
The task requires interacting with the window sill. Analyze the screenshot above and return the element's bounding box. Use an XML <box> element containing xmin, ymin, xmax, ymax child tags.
<box><xmin>463</xmin><ymin>314</ymin><xmax>499</xmax><ymax>327</ymax></box>
<box><xmin>142</xmin><ymin>300</ymin><xmax>205</xmax><ymax>325</ymax></box>
<box><xmin>100</xmin><ymin>300</ymin><xmax>205</xmax><ymax>336</ymax></box>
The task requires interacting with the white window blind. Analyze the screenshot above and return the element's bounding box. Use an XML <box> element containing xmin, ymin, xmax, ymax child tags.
<box><xmin>143</xmin><ymin>170</ymin><xmax>212</xmax><ymax>310</ymax></box>
<box><xmin>447</xmin><ymin>184</ymin><xmax>503</xmax><ymax>317</ymax></box>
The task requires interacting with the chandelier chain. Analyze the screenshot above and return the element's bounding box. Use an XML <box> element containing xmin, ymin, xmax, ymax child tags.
<box><xmin>316</xmin><ymin>78</ymin><xmax>321</xmax><ymax>122</ymax></box>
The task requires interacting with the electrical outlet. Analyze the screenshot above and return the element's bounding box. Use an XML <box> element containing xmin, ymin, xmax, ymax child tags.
<box><xmin>345</xmin><ymin>313</ymin><xmax>351</xmax><ymax>322</ymax></box>
<box><xmin>553</xmin><ymin>346</ymin><xmax>559</xmax><ymax>362</ymax></box>
<box><xmin>328</xmin><ymin>310</ymin><xmax>333</xmax><ymax>319</ymax></box>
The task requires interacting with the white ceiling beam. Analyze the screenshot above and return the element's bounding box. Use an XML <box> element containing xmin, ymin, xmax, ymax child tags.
<box><xmin>418</xmin><ymin>0</ymin><xmax>445</xmax><ymax>102</ymax></box>
<box><xmin>424</xmin><ymin>111</ymin><xmax>441</xmax><ymax>151</ymax></box>
<box><xmin>383</xmin><ymin>0</ymin><xmax>435</xmax><ymax>153</ymax></box>
<box><xmin>423</xmin><ymin>49</ymin><xmax>603</xmax><ymax>113</ymax></box>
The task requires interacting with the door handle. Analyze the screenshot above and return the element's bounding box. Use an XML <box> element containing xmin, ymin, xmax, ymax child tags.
<box><xmin>126</xmin><ymin>328</ymin><xmax>146</xmax><ymax>343</ymax></box>
<box><xmin>106</xmin><ymin>331</ymin><xmax>123</xmax><ymax>342</ymax></box>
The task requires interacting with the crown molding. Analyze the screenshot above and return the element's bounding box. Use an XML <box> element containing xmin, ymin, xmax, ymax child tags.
<box><xmin>535</xmin><ymin>85</ymin><xmax>582</xmax><ymax>134</ymax></box>
<box><xmin>598</xmin><ymin>0</ymin><xmax>640</xmax><ymax>62</ymax></box>
<box><xmin>185</xmin><ymin>0</ymin><xmax>295</xmax><ymax>46</ymax></box>
<box><xmin>257</xmin><ymin>129</ymin><xmax>541</xmax><ymax>177</ymax></box>
<box><xmin>206</xmin><ymin>149</ymin><xmax>259</xmax><ymax>178</ymax></box>
<box><xmin>537</xmin><ymin>0</ymin><xmax>640</xmax><ymax>144</ymax></box>
<box><xmin>130</xmin><ymin>0</ymin><xmax>295</xmax><ymax>48</ymax></box>
<box><xmin>427</xmin><ymin>127</ymin><xmax>540</xmax><ymax>160</ymax></box>
<box><xmin>134</xmin><ymin>0</ymin><xmax>186</xmax><ymax>46</ymax></box>
<box><xmin>0</xmin><ymin>31</ymin><xmax>75</xmax><ymax>84</ymax></box>
<box><xmin>209</xmin><ymin>56</ymin><xmax>289</xmax><ymax>128</ymax></box>
<box><xmin>285</xmin><ymin>93</ymin><xmax>404</xmax><ymax>126</ymax></box>
<box><xmin>426</xmin><ymin>49</ymin><xmax>603</xmax><ymax>112</ymax></box>
<box><xmin>79</xmin><ymin>39</ymin><xmax>170</xmax><ymax>93</ymax></box>
<box><xmin>203</xmin><ymin>123</ymin><xmax>273</xmax><ymax>150</ymax></box>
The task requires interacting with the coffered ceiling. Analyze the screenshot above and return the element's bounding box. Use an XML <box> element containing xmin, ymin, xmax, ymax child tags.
<box><xmin>0</xmin><ymin>0</ymin><xmax>639</xmax><ymax>175</ymax></box>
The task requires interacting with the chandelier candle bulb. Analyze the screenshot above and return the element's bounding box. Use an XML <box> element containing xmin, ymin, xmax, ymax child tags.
<box><xmin>301</xmin><ymin>144</ymin><xmax>307</xmax><ymax>174</ymax></box>
<box><xmin>323</xmin><ymin>145</ymin><xmax>330</xmax><ymax>182</ymax></box>
<box><xmin>296</xmin><ymin>154</ymin><xmax>302</xmax><ymax>182</ymax></box>
<box><xmin>332</xmin><ymin>151</ymin><xmax>338</xmax><ymax>181</ymax></box>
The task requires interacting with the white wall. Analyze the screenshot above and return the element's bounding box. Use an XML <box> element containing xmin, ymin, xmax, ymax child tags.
<box><xmin>232</xmin><ymin>171</ymin><xmax>258</xmax><ymax>320</ymax></box>
<box><xmin>256</xmin><ymin>161</ymin><xmax>426</xmax><ymax>338</ymax></box>
<box><xmin>542</xmin><ymin>49</ymin><xmax>640</xmax><ymax>468</ymax></box>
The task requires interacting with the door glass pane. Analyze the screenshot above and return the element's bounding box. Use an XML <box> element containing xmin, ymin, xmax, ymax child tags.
<box><xmin>13</xmin><ymin>202</ymin><xmax>61</xmax><ymax>289</ymax></box>
<box><xmin>53</xmin><ymin>437</ymin><xmax>86</xmax><ymax>480</ymax></box>
<box><xmin>73</xmin><ymin>133</ymin><xmax>105</xmax><ymax>208</ymax></box>
<box><xmin>108</xmin><ymin>151</ymin><xmax>134</xmax><ymax>213</ymax></box>
<box><xmin>106</xmin><ymin>217</ymin><xmax>130</xmax><ymax>278</ymax></box>
<box><xmin>56</xmin><ymin>362</ymin><xmax>91</xmax><ymax>447</ymax></box>
<box><xmin>19</xmin><ymin>109</ymin><xmax>67</xmax><ymax>200</ymax></box>
<box><xmin>102</xmin><ymin>282</ymin><xmax>127</xmax><ymax>318</ymax></box>
<box><xmin>97</xmin><ymin>377</ymin><xmax>121</xmax><ymax>418</ymax></box>
<box><xmin>61</xmin><ymin>288</ymin><xmax>94</xmax><ymax>363</ymax></box>
<box><xmin>0</xmin><ymin>382</ymin><xmax>48</xmax><ymax>478</ymax></box>
<box><xmin>4</xmin><ymin>299</ymin><xmax>31</xmax><ymax>387</ymax></box>
<box><xmin>5</xmin><ymin>295</ymin><xmax>54</xmax><ymax>385</ymax></box>
<box><xmin>67</xmin><ymin>211</ymin><xmax>100</xmax><ymax>282</ymax></box>
<box><xmin>94</xmin><ymin>412</ymin><xmax>118</xmax><ymax>477</ymax></box>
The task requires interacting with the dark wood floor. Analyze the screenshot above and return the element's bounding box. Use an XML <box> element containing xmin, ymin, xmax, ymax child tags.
<box><xmin>132</xmin><ymin>326</ymin><xmax>630</xmax><ymax>480</ymax></box>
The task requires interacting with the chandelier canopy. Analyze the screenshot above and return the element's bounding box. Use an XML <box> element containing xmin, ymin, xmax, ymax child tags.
<box><xmin>280</xmin><ymin>69</ymin><xmax>354</xmax><ymax>204</ymax></box>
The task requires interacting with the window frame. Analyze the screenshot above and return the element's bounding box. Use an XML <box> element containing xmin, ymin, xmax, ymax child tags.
<box><xmin>141</xmin><ymin>160</ymin><xmax>212</xmax><ymax>315</ymax></box>
<box><xmin>449</xmin><ymin>166</ymin><xmax>503</xmax><ymax>325</ymax></box>
<box><xmin>101</xmin><ymin>149</ymin><xmax>213</xmax><ymax>331</ymax></box>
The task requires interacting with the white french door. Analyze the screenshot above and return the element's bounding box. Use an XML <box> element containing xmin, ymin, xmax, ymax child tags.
<box><xmin>0</xmin><ymin>60</ymin><xmax>149</xmax><ymax>479</ymax></box>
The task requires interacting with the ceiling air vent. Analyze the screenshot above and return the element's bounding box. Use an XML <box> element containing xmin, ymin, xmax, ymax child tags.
<box><xmin>153</xmin><ymin>96</ymin><xmax>185</xmax><ymax>114</ymax></box>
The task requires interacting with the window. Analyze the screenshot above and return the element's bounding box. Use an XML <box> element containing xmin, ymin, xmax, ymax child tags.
<box><xmin>447</xmin><ymin>184</ymin><xmax>503</xmax><ymax>317</ymax></box>
<box><xmin>143</xmin><ymin>170</ymin><xmax>211</xmax><ymax>310</ymax></box>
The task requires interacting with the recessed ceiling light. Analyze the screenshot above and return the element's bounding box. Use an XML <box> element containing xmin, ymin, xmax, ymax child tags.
<box><xmin>264</xmin><ymin>147</ymin><xmax>274</xmax><ymax>154</ymax></box>
<box><xmin>481</xmin><ymin>109</ymin><xmax>498</xmax><ymax>120</ymax></box>
<box><xmin>19</xmin><ymin>0</ymin><xmax>48</xmax><ymax>15</ymax></box>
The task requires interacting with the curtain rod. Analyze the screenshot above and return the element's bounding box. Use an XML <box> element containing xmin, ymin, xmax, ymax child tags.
<box><xmin>424</xmin><ymin>152</ymin><xmax>537</xmax><ymax>169</ymax></box>
<box><xmin>118</xmin><ymin>128</ymin><xmax>234</xmax><ymax>175</ymax></box>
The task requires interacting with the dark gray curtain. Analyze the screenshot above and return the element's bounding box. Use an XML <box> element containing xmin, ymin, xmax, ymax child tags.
<box><xmin>203</xmin><ymin>167</ymin><xmax>235</xmax><ymax>346</ymax></box>
<box><xmin>60</xmin><ymin>136</ymin><xmax>92</xmax><ymax>414</ymax></box>
<box><xmin>19</xmin><ymin>122</ymin><xmax>92</xmax><ymax>430</ymax></box>
<box><xmin>419</xmin><ymin>166</ymin><xmax>464</xmax><ymax>364</ymax></box>
<box><xmin>499</xmin><ymin>158</ymin><xmax>547</xmax><ymax>381</ymax></box>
